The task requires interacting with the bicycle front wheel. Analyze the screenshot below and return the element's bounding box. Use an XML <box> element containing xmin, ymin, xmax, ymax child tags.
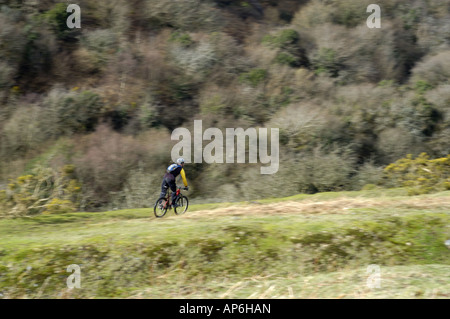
<box><xmin>154</xmin><ymin>198</ymin><xmax>169</xmax><ymax>218</ymax></box>
<box><xmin>174</xmin><ymin>196</ymin><xmax>189</xmax><ymax>215</ymax></box>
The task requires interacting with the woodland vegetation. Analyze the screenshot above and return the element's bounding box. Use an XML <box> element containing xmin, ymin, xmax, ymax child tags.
<box><xmin>0</xmin><ymin>0</ymin><xmax>449</xmax><ymax>215</ymax></box>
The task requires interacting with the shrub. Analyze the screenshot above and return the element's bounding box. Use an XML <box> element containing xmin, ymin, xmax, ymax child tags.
<box><xmin>0</xmin><ymin>9</ymin><xmax>27</xmax><ymax>69</ymax></box>
<box><xmin>88</xmin><ymin>0</ymin><xmax>130</xmax><ymax>34</ymax></box>
<box><xmin>73</xmin><ymin>125</ymin><xmax>153</xmax><ymax>209</ymax></box>
<box><xmin>292</xmin><ymin>0</ymin><xmax>334</xmax><ymax>30</ymax></box>
<box><xmin>0</xmin><ymin>165</ymin><xmax>81</xmax><ymax>217</ymax></box>
<box><xmin>43</xmin><ymin>198</ymin><xmax>76</xmax><ymax>214</ymax></box>
<box><xmin>262</xmin><ymin>29</ymin><xmax>300</xmax><ymax>49</ymax></box>
<box><xmin>43</xmin><ymin>88</ymin><xmax>104</xmax><ymax>136</ymax></box>
<box><xmin>427</xmin><ymin>127</ymin><xmax>450</xmax><ymax>158</ymax></box>
<box><xmin>416</xmin><ymin>16</ymin><xmax>450</xmax><ymax>53</ymax></box>
<box><xmin>226</xmin><ymin>146</ymin><xmax>357</xmax><ymax>199</ymax></box>
<box><xmin>397</xmin><ymin>95</ymin><xmax>441</xmax><ymax>137</ymax></box>
<box><xmin>300</xmin><ymin>19</ymin><xmax>422</xmax><ymax>83</ymax></box>
<box><xmin>424</xmin><ymin>84</ymin><xmax>450</xmax><ymax>112</ymax></box>
<box><xmin>21</xmin><ymin>24</ymin><xmax>57</xmax><ymax>78</ymax></box>
<box><xmin>262</xmin><ymin>29</ymin><xmax>308</xmax><ymax>68</ymax></box>
<box><xmin>199</xmin><ymin>91</ymin><xmax>228</xmax><ymax>115</ymax></box>
<box><xmin>111</xmin><ymin>167</ymin><xmax>162</xmax><ymax>209</ymax></box>
<box><xmin>137</xmin><ymin>96</ymin><xmax>160</xmax><ymax>129</ymax></box>
<box><xmin>41</xmin><ymin>3</ymin><xmax>79</xmax><ymax>40</ymax></box>
<box><xmin>80</xmin><ymin>29</ymin><xmax>119</xmax><ymax>70</ymax></box>
<box><xmin>0</xmin><ymin>62</ymin><xmax>14</xmax><ymax>89</ymax></box>
<box><xmin>376</xmin><ymin>127</ymin><xmax>419</xmax><ymax>165</ymax></box>
<box><xmin>414</xmin><ymin>80</ymin><xmax>434</xmax><ymax>95</ymax></box>
<box><xmin>293</xmin><ymin>0</ymin><xmax>370</xmax><ymax>29</ymax></box>
<box><xmin>1</xmin><ymin>105</ymin><xmax>47</xmax><ymax>155</ymax></box>
<box><xmin>344</xmin><ymin>23</ymin><xmax>401</xmax><ymax>83</ymax></box>
<box><xmin>169</xmin><ymin>38</ymin><xmax>217</xmax><ymax>76</ymax></box>
<box><xmin>169</xmin><ymin>31</ymin><xmax>194</xmax><ymax>48</ymax></box>
<box><xmin>239</xmin><ymin>68</ymin><xmax>267</xmax><ymax>87</ymax></box>
<box><xmin>232</xmin><ymin>91</ymin><xmax>272</xmax><ymax>123</ymax></box>
<box><xmin>311</xmin><ymin>48</ymin><xmax>344</xmax><ymax>78</ymax></box>
<box><xmin>329</xmin><ymin>0</ymin><xmax>367</xmax><ymax>27</ymax></box>
<box><xmin>71</xmin><ymin>47</ymin><xmax>101</xmax><ymax>74</ymax></box>
<box><xmin>267</xmin><ymin>102</ymin><xmax>326</xmax><ymax>150</ymax></box>
<box><xmin>383</xmin><ymin>153</ymin><xmax>450</xmax><ymax>195</ymax></box>
<box><xmin>411</xmin><ymin>51</ymin><xmax>450</xmax><ymax>86</ymax></box>
<box><xmin>296</xmin><ymin>148</ymin><xmax>357</xmax><ymax>193</ymax></box>
<box><xmin>274</xmin><ymin>52</ymin><xmax>300</xmax><ymax>67</ymax></box>
<box><xmin>82</xmin><ymin>29</ymin><xmax>119</xmax><ymax>53</ymax></box>
<box><xmin>145</xmin><ymin>0</ymin><xmax>222</xmax><ymax>31</ymax></box>
<box><xmin>208</xmin><ymin>31</ymin><xmax>250</xmax><ymax>78</ymax></box>
<box><xmin>352</xmin><ymin>161</ymin><xmax>384</xmax><ymax>190</ymax></box>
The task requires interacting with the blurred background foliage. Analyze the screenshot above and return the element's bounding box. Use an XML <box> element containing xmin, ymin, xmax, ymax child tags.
<box><xmin>0</xmin><ymin>0</ymin><xmax>449</xmax><ymax>214</ymax></box>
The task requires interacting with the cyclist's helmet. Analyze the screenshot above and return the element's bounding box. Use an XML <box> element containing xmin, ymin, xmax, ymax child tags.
<box><xmin>177</xmin><ymin>158</ymin><xmax>185</xmax><ymax>165</ymax></box>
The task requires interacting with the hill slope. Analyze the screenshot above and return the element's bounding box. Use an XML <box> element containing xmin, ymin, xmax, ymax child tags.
<box><xmin>0</xmin><ymin>189</ymin><xmax>449</xmax><ymax>298</ymax></box>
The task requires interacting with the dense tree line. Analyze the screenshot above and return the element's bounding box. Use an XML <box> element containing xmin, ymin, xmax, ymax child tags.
<box><xmin>0</xmin><ymin>0</ymin><xmax>449</xmax><ymax>214</ymax></box>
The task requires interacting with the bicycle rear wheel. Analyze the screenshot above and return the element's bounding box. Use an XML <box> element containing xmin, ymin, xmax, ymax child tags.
<box><xmin>174</xmin><ymin>196</ymin><xmax>188</xmax><ymax>215</ymax></box>
<box><xmin>154</xmin><ymin>198</ymin><xmax>169</xmax><ymax>218</ymax></box>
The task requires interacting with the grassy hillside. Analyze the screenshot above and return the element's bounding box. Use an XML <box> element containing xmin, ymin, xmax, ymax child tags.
<box><xmin>1</xmin><ymin>188</ymin><xmax>449</xmax><ymax>298</ymax></box>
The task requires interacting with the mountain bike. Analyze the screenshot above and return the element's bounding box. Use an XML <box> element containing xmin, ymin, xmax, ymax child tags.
<box><xmin>154</xmin><ymin>187</ymin><xmax>189</xmax><ymax>218</ymax></box>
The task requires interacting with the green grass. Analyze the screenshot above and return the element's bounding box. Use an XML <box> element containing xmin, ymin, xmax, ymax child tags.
<box><xmin>128</xmin><ymin>264</ymin><xmax>450</xmax><ymax>299</ymax></box>
<box><xmin>0</xmin><ymin>189</ymin><xmax>449</xmax><ymax>298</ymax></box>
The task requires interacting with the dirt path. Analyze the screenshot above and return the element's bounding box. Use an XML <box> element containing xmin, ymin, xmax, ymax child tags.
<box><xmin>184</xmin><ymin>196</ymin><xmax>450</xmax><ymax>219</ymax></box>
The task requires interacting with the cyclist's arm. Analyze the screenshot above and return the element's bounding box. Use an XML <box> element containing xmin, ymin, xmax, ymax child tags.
<box><xmin>180</xmin><ymin>168</ymin><xmax>188</xmax><ymax>187</ymax></box>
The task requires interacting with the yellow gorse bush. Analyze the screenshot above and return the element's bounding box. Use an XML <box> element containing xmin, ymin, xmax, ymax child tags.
<box><xmin>384</xmin><ymin>153</ymin><xmax>450</xmax><ymax>195</ymax></box>
<box><xmin>0</xmin><ymin>165</ymin><xmax>82</xmax><ymax>217</ymax></box>
<box><xmin>43</xmin><ymin>198</ymin><xmax>76</xmax><ymax>215</ymax></box>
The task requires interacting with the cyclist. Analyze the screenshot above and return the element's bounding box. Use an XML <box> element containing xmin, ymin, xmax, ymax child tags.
<box><xmin>160</xmin><ymin>157</ymin><xmax>188</xmax><ymax>207</ymax></box>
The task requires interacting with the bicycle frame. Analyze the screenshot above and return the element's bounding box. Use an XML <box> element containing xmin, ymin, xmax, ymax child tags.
<box><xmin>163</xmin><ymin>187</ymin><xmax>182</xmax><ymax>209</ymax></box>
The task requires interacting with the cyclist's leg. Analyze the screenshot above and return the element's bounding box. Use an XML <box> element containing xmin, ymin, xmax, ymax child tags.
<box><xmin>168</xmin><ymin>179</ymin><xmax>177</xmax><ymax>205</ymax></box>
<box><xmin>160</xmin><ymin>179</ymin><xmax>169</xmax><ymax>198</ymax></box>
